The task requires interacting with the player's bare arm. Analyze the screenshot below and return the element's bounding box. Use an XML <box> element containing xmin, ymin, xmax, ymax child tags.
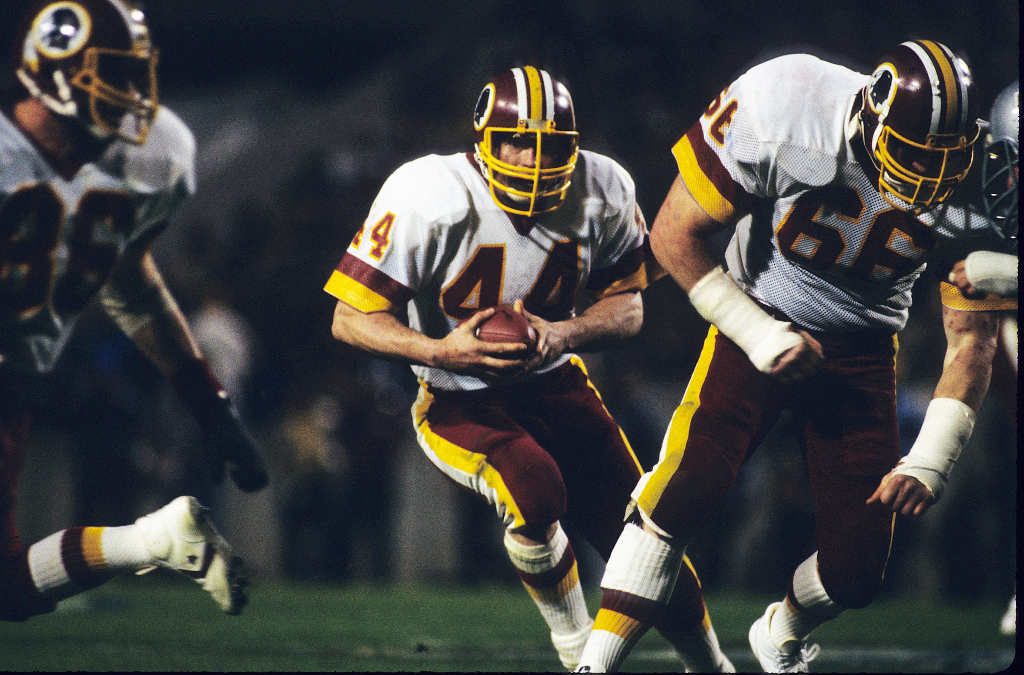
<box><xmin>869</xmin><ymin>304</ymin><xmax>995</xmax><ymax>516</ymax></box>
<box><xmin>517</xmin><ymin>290</ymin><xmax>642</xmax><ymax>370</ymax></box>
<box><xmin>101</xmin><ymin>237</ymin><xmax>268</xmax><ymax>492</ymax></box>
<box><xmin>99</xmin><ymin>240</ymin><xmax>204</xmax><ymax>375</ymax></box>
<box><xmin>651</xmin><ymin>176</ymin><xmax>823</xmax><ymax>382</ymax></box>
<box><xmin>331</xmin><ymin>300</ymin><xmax>531</xmax><ymax>382</ymax></box>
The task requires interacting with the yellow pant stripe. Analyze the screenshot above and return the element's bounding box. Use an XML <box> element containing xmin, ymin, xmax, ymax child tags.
<box><xmin>636</xmin><ymin>327</ymin><xmax>718</xmax><ymax>516</ymax></box>
<box><xmin>413</xmin><ymin>383</ymin><xmax>526</xmax><ymax>529</ymax></box>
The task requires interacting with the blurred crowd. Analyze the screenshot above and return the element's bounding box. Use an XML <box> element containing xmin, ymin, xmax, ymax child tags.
<box><xmin>12</xmin><ymin>0</ymin><xmax>1017</xmax><ymax>605</ymax></box>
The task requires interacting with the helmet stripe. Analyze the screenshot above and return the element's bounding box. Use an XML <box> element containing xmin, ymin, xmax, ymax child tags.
<box><xmin>540</xmin><ymin>69</ymin><xmax>556</xmax><ymax>121</ymax></box>
<box><xmin>921</xmin><ymin>40</ymin><xmax>962</xmax><ymax>133</ymax></box>
<box><xmin>904</xmin><ymin>41</ymin><xmax>945</xmax><ymax>135</ymax></box>
<box><xmin>511</xmin><ymin>67</ymin><xmax>528</xmax><ymax>120</ymax></box>
<box><xmin>524</xmin><ymin>65</ymin><xmax>544</xmax><ymax>120</ymax></box>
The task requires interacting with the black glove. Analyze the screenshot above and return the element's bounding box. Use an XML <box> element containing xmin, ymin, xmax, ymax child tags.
<box><xmin>174</xmin><ymin>359</ymin><xmax>269</xmax><ymax>492</ymax></box>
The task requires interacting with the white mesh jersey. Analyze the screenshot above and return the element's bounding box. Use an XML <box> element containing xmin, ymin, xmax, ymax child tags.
<box><xmin>672</xmin><ymin>53</ymin><xmax>990</xmax><ymax>333</ymax></box>
<box><xmin>0</xmin><ymin>106</ymin><xmax>196</xmax><ymax>372</ymax></box>
<box><xmin>324</xmin><ymin>150</ymin><xmax>652</xmax><ymax>391</ymax></box>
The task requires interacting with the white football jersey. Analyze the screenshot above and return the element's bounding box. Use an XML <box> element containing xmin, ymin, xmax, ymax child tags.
<box><xmin>672</xmin><ymin>53</ymin><xmax>990</xmax><ymax>332</ymax></box>
<box><xmin>0</xmin><ymin>106</ymin><xmax>196</xmax><ymax>372</ymax></box>
<box><xmin>325</xmin><ymin>150</ymin><xmax>652</xmax><ymax>391</ymax></box>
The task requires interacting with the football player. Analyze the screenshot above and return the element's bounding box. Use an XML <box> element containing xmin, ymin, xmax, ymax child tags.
<box><xmin>575</xmin><ymin>40</ymin><xmax>995</xmax><ymax>673</ymax></box>
<box><xmin>326</xmin><ymin>66</ymin><xmax>733</xmax><ymax>671</ymax></box>
<box><xmin>1</xmin><ymin>0</ymin><xmax>266</xmax><ymax>620</ymax></box>
<box><xmin>902</xmin><ymin>80</ymin><xmax>1016</xmax><ymax>638</ymax></box>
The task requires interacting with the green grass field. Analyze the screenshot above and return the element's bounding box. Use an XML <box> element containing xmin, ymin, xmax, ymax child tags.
<box><xmin>0</xmin><ymin>573</ymin><xmax>1014</xmax><ymax>672</ymax></box>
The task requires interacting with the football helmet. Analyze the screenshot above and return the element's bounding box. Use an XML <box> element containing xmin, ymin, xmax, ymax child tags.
<box><xmin>473</xmin><ymin>66</ymin><xmax>579</xmax><ymax>216</ymax></box>
<box><xmin>980</xmin><ymin>81</ymin><xmax>1018</xmax><ymax>241</ymax></box>
<box><xmin>15</xmin><ymin>0</ymin><xmax>158</xmax><ymax>144</ymax></box>
<box><xmin>857</xmin><ymin>40</ymin><xmax>980</xmax><ymax>212</ymax></box>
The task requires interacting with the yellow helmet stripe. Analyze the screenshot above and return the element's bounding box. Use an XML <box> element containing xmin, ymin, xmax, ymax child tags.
<box><xmin>922</xmin><ymin>40</ymin><xmax>960</xmax><ymax>132</ymax></box>
<box><xmin>524</xmin><ymin>65</ymin><xmax>544</xmax><ymax>120</ymax></box>
<box><xmin>914</xmin><ymin>40</ymin><xmax>960</xmax><ymax>134</ymax></box>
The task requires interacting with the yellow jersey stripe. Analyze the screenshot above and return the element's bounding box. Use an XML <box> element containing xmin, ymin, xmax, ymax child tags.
<box><xmin>672</xmin><ymin>135</ymin><xmax>736</xmax><ymax>223</ymax></box>
<box><xmin>324</xmin><ymin>270</ymin><xmax>395</xmax><ymax>313</ymax></box>
<box><xmin>939</xmin><ymin>281</ymin><xmax>1018</xmax><ymax>311</ymax></box>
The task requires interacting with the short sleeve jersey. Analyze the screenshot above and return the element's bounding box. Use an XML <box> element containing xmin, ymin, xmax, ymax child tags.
<box><xmin>324</xmin><ymin>150</ymin><xmax>651</xmax><ymax>391</ymax></box>
<box><xmin>672</xmin><ymin>53</ymin><xmax>998</xmax><ymax>332</ymax></box>
<box><xmin>0</xmin><ymin>107</ymin><xmax>196</xmax><ymax>372</ymax></box>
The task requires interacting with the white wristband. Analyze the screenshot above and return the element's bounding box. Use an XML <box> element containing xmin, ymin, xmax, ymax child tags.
<box><xmin>687</xmin><ymin>266</ymin><xmax>804</xmax><ymax>372</ymax></box>
<box><xmin>894</xmin><ymin>397</ymin><xmax>976</xmax><ymax>501</ymax></box>
<box><xmin>963</xmin><ymin>251</ymin><xmax>1018</xmax><ymax>297</ymax></box>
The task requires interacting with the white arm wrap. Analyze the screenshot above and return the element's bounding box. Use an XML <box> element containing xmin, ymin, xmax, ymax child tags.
<box><xmin>687</xmin><ymin>266</ymin><xmax>804</xmax><ymax>372</ymax></box>
<box><xmin>963</xmin><ymin>251</ymin><xmax>1018</xmax><ymax>297</ymax></box>
<box><xmin>894</xmin><ymin>397</ymin><xmax>976</xmax><ymax>501</ymax></box>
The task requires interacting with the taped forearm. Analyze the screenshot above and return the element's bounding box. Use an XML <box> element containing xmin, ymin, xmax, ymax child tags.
<box><xmin>687</xmin><ymin>266</ymin><xmax>803</xmax><ymax>372</ymax></box>
<box><xmin>894</xmin><ymin>397</ymin><xmax>976</xmax><ymax>501</ymax></box>
<box><xmin>963</xmin><ymin>251</ymin><xmax>1017</xmax><ymax>297</ymax></box>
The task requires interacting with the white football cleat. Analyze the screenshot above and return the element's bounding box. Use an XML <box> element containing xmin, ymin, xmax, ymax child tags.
<box><xmin>748</xmin><ymin>602</ymin><xmax>820</xmax><ymax>672</ymax></box>
<box><xmin>134</xmin><ymin>496</ymin><xmax>247</xmax><ymax>615</ymax></box>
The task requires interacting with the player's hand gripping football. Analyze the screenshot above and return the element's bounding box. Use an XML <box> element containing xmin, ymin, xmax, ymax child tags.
<box><xmin>867</xmin><ymin>467</ymin><xmax>935</xmax><ymax>517</ymax></box>
<box><xmin>437</xmin><ymin>307</ymin><xmax>535</xmax><ymax>382</ymax></box>
<box><xmin>513</xmin><ymin>300</ymin><xmax>565</xmax><ymax>372</ymax></box>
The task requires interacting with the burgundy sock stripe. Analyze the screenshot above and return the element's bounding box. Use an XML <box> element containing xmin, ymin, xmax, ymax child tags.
<box><xmin>516</xmin><ymin>545</ymin><xmax>576</xmax><ymax>589</ymax></box>
<box><xmin>60</xmin><ymin>527</ymin><xmax>103</xmax><ymax>590</ymax></box>
<box><xmin>600</xmin><ymin>588</ymin><xmax>665</xmax><ymax>625</ymax></box>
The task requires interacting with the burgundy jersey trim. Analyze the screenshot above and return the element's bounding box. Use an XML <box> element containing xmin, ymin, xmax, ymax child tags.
<box><xmin>336</xmin><ymin>254</ymin><xmax>415</xmax><ymax>306</ymax></box>
<box><xmin>686</xmin><ymin>124</ymin><xmax>751</xmax><ymax>213</ymax></box>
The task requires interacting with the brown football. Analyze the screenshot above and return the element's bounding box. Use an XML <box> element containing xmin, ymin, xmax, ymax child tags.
<box><xmin>476</xmin><ymin>304</ymin><xmax>538</xmax><ymax>351</ymax></box>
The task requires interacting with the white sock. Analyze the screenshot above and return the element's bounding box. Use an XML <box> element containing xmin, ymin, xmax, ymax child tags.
<box><xmin>770</xmin><ymin>552</ymin><xmax>843</xmax><ymax>648</ymax></box>
<box><xmin>505</xmin><ymin>524</ymin><xmax>592</xmax><ymax>668</ymax></box>
<box><xmin>27</xmin><ymin>525</ymin><xmax>154</xmax><ymax>603</ymax></box>
<box><xmin>578</xmin><ymin>522</ymin><xmax>684</xmax><ymax>672</ymax></box>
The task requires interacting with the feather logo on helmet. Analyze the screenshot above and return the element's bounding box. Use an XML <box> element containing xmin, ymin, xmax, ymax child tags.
<box><xmin>473</xmin><ymin>83</ymin><xmax>496</xmax><ymax>132</ymax></box>
<box><xmin>867</xmin><ymin>64</ymin><xmax>897</xmax><ymax>116</ymax></box>
<box><xmin>27</xmin><ymin>2</ymin><xmax>92</xmax><ymax>64</ymax></box>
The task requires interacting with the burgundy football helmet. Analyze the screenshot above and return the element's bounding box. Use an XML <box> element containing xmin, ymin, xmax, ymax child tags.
<box><xmin>473</xmin><ymin>66</ymin><xmax>579</xmax><ymax>216</ymax></box>
<box><xmin>15</xmin><ymin>0</ymin><xmax>158</xmax><ymax>144</ymax></box>
<box><xmin>857</xmin><ymin>40</ymin><xmax>980</xmax><ymax>212</ymax></box>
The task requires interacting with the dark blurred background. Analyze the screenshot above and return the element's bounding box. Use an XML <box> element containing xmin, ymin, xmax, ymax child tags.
<box><xmin>6</xmin><ymin>0</ymin><xmax>1018</xmax><ymax>604</ymax></box>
